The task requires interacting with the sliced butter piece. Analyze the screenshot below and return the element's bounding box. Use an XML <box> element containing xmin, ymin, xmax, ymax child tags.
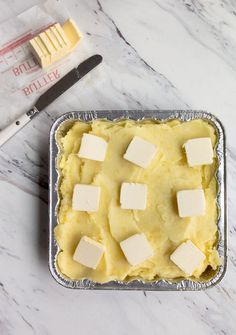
<box><xmin>120</xmin><ymin>233</ymin><xmax>153</xmax><ymax>266</ymax></box>
<box><xmin>45</xmin><ymin>29</ymin><xmax>62</xmax><ymax>61</ymax></box>
<box><xmin>32</xmin><ymin>36</ymin><xmax>50</xmax><ymax>67</ymax></box>
<box><xmin>50</xmin><ymin>26</ymin><xmax>66</xmax><ymax>48</ymax></box>
<box><xmin>120</xmin><ymin>183</ymin><xmax>147</xmax><ymax>210</ymax></box>
<box><xmin>73</xmin><ymin>236</ymin><xmax>105</xmax><ymax>269</ymax></box>
<box><xmin>78</xmin><ymin>133</ymin><xmax>108</xmax><ymax>162</ymax></box>
<box><xmin>34</xmin><ymin>36</ymin><xmax>48</xmax><ymax>57</ymax></box>
<box><xmin>124</xmin><ymin>136</ymin><xmax>157</xmax><ymax>168</ymax></box>
<box><xmin>72</xmin><ymin>184</ymin><xmax>100</xmax><ymax>212</ymax></box>
<box><xmin>49</xmin><ymin>25</ymin><xmax>70</xmax><ymax>61</ymax></box>
<box><xmin>177</xmin><ymin>189</ymin><xmax>205</xmax><ymax>218</ymax></box>
<box><xmin>45</xmin><ymin>28</ymin><xmax>60</xmax><ymax>50</ymax></box>
<box><xmin>39</xmin><ymin>32</ymin><xmax>57</xmax><ymax>62</ymax></box>
<box><xmin>29</xmin><ymin>38</ymin><xmax>44</xmax><ymax>58</ymax></box>
<box><xmin>29</xmin><ymin>19</ymin><xmax>81</xmax><ymax>68</ymax></box>
<box><xmin>184</xmin><ymin>137</ymin><xmax>214</xmax><ymax>167</ymax></box>
<box><xmin>29</xmin><ymin>38</ymin><xmax>45</xmax><ymax>66</ymax></box>
<box><xmin>63</xmin><ymin>18</ymin><xmax>81</xmax><ymax>50</ymax></box>
<box><xmin>170</xmin><ymin>240</ymin><xmax>206</xmax><ymax>275</ymax></box>
<box><xmin>55</xmin><ymin>23</ymin><xmax>71</xmax><ymax>49</ymax></box>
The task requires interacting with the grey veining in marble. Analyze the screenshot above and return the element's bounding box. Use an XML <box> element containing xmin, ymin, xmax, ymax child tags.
<box><xmin>0</xmin><ymin>0</ymin><xmax>235</xmax><ymax>334</ymax></box>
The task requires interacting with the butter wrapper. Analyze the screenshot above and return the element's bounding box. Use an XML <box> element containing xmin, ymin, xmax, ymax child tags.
<box><xmin>0</xmin><ymin>0</ymin><xmax>91</xmax><ymax>132</ymax></box>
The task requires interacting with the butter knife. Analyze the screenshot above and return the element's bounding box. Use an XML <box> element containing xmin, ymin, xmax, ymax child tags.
<box><xmin>0</xmin><ymin>54</ymin><xmax>103</xmax><ymax>147</ymax></box>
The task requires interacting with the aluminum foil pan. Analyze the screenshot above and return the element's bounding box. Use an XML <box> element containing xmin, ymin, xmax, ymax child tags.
<box><xmin>49</xmin><ymin>110</ymin><xmax>227</xmax><ymax>290</ymax></box>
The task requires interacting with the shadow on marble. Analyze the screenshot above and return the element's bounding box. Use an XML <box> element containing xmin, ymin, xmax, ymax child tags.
<box><xmin>36</xmin><ymin>142</ymin><xmax>49</xmax><ymax>264</ymax></box>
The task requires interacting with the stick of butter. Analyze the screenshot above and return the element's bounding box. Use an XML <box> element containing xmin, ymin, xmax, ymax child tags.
<box><xmin>29</xmin><ymin>18</ymin><xmax>81</xmax><ymax>68</ymax></box>
<box><xmin>45</xmin><ymin>29</ymin><xmax>63</xmax><ymax>62</ymax></box>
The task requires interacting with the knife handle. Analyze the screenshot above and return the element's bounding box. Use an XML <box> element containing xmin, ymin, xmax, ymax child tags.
<box><xmin>0</xmin><ymin>111</ymin><xmax>33</xmax><ymax>147</ymax></box>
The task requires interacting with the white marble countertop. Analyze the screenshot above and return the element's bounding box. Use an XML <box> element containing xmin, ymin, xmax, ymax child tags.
<box><xmin>0</xmin><ymin>0</ymin><xmax>235</xmax><ymax>334</ymax></box>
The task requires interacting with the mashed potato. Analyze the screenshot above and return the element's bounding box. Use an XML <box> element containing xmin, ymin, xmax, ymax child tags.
<box><xmin>55</xmin><ymin>119</ymin><xmax>220</xmax><ymax>283</ymax></box>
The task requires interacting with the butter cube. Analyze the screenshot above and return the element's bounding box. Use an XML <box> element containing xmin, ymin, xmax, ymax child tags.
<box><xmin>29</xmin><ymin>36</ymin><xmax>50</xmax><ymax>67</ymax></box>
<box><xmin>72</xmin><ymin>184</ymin><xmax>100</xmax><ymax>212</ymax></box>
<box><xmin>29</xmin><ymin>38</ymin><xmax>44</xmax><ymax>58</ymax></box>
<box><xmin>45</xmin><ymin>29</ymin><xmax>62</xmax><ymax>61</ymax></box>
<box><xmin>50</xmin><ymin>25</ymin><xmax>67</xmax><ymax>48</ymax></box>
<box><xmin>54</xmin><ymin>23</ymin><xmax>71</xmax><ymax>48</ymax></box>
<box><xmin>120</xmin><ymin>233</ymin><xmax>153</xmax><ymax>266</ymax></box>
<box><xmin>78</xmin><ymin>133</ymin><xmax>108</xmax><ymax>162</ymax></box>
<box><xmin>120</xmin><ymin>183</ymin><xmax>147</xmax><ymax>210</ymax></box>
<box><xmin>46</xmin><ymin>29</ymin><xmax>60</xmax><ymax>49</ymax></box>
<box><xmin>29</xmin><ymin>38</ymin><xmax>45</xmax><ymax>67</ymax></box>
<box><xmin>124</xmin><ymin>136</ymin><xmax>157</xmax><ymax>168</ymax></box>
<box><xmin>177</xmin><ymin>189</ymin><xmax>205</xmax><ymax>218</ymax></box>
<box><xmin>73</xmin><ymin>236</ymin><xmax>104</xmax><ymax>269</ymax></box>
<box><xmin>29</xmin><ymin>19</ymin><xmax>82</xmax><ymax>68</ymax></box>
<box><xmin>39</xmin><ymin>32</ymin><xmax>57</xmax><ymax>62</ymax></box>
<box><xmin>170</xmin><ymin>240</ymin><xmax>206</xmax><ymax>275</ymax></box>
<box><xmin>29</xmin><ymin>22</ymin><xmax>72</xmax><ymax>68</ymax></box>
<box><xmin>184</xmin><ymin>137</ymin><xmax>213</xmax><ymax>167</ymax></box>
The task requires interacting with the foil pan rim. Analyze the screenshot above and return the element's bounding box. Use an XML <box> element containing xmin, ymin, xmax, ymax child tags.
<box><xmin>49</xmin><ymin>110</ymin><xmax>227</xmax><ymax>290</ymax></box>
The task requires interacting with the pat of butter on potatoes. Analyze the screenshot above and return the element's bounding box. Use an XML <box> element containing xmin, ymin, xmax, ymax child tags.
<box><xmin>120</xmin><ymin>233</ymin><xmax>153</xmax><ymax>266</ymax></box>
<box><xmin>78</xmin><ymin>133</ymin><xmax>108</xmax><ymax>162</ymax></box>
<box><xmin>124</xmin><ymin>136</ymin><xmax>157</xmax><ymax>168</ymax></box>
<box><xmin>120</xmin><ymin>183</ymin><xmax>147</xmax><ymax>210</ymax></box>
<box><xmin>184</xmin><ymin>137</ymin><xmax>213</xmax><ymax>167</ymax></box>
<box><xmin>177</xmin><ymin>189</ymin><xmax>205</xmax><ymax>218</ymax></box>
<box><xmin>29</xmin><ymin>18</ymin><xmax>81</xmax><ymax>68</ymax></box>
<box><xmin>170</xmin><ymin>240</ymin><xmax>206</xmax><ymax>275</ymax></box>
<box><xmin>73</xmin><ymin>236</ymin><xmax>105</xmax><ymax>269</ymax></box>
<box><xmin>72</xmin><ymin>184</ymin><xmax>100</xmax><ymax>212</ymax></box>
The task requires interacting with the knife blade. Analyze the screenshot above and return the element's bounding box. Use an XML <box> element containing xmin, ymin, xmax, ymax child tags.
<box><xmin>34</xmin><ymin>54</ymin><xmax>102</xmax><ymax>112</ymax></box>
<box><xmin>0</xmin><ymin>54</ymin><xmax>103</xmax><ymax>147</ymax></box>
